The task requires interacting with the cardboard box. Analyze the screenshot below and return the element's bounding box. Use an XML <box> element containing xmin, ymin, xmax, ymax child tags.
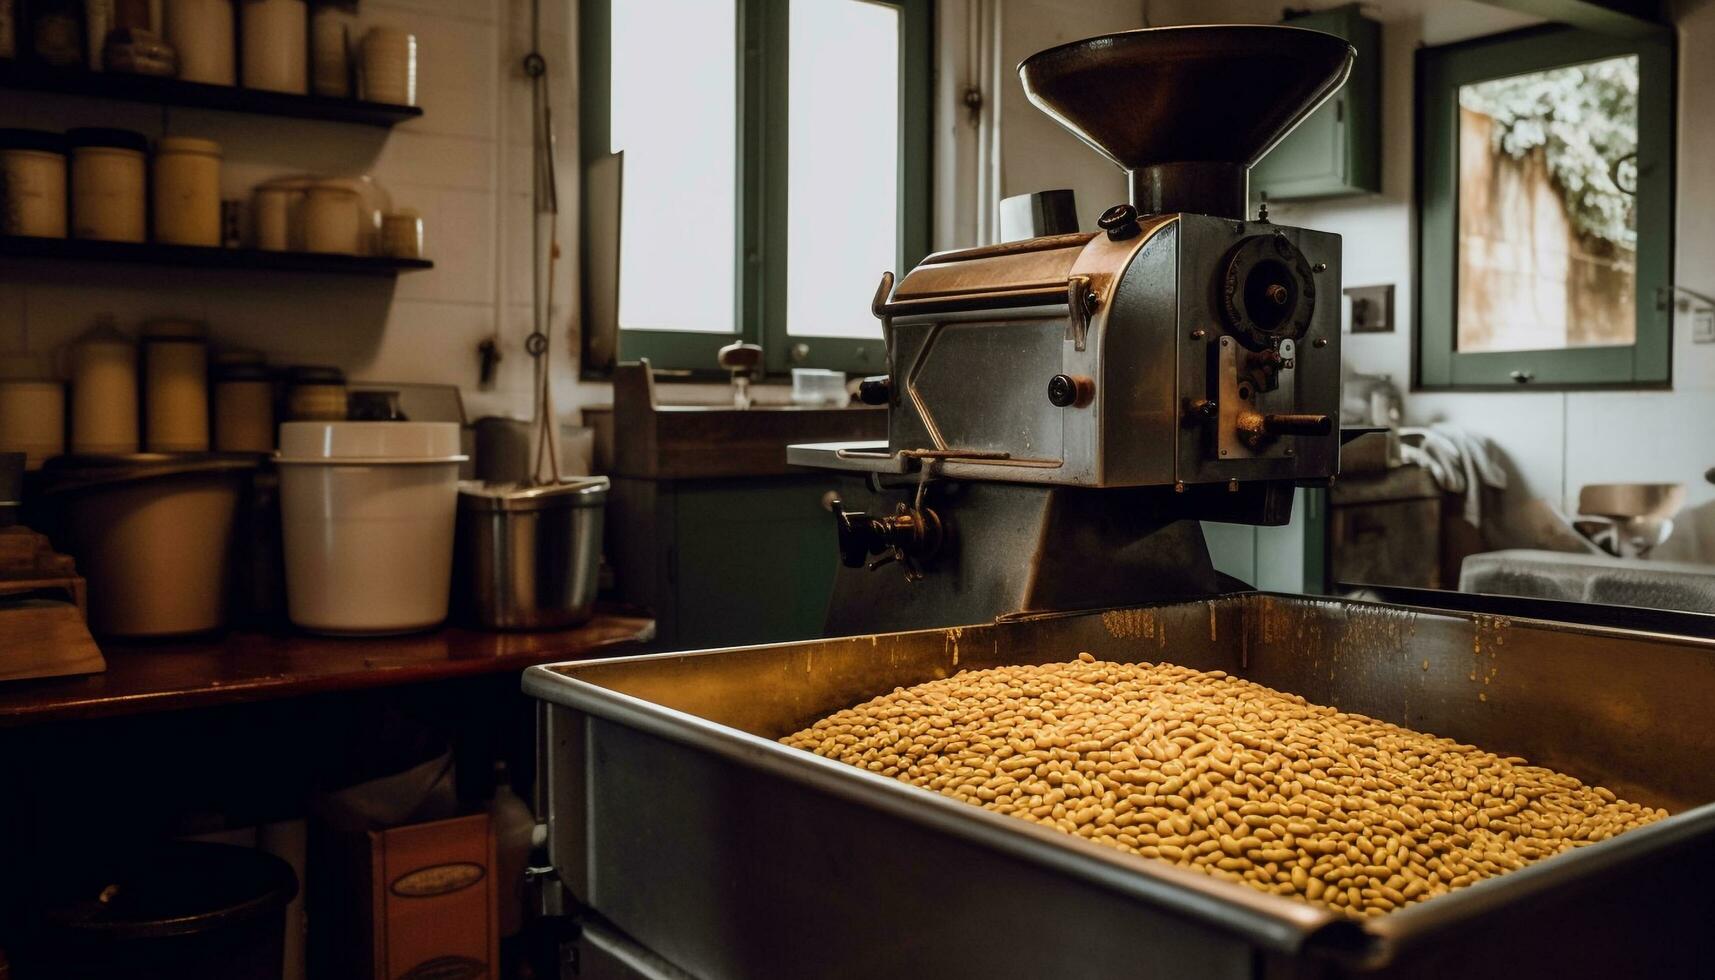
<box><xmin>311</xmin><ymin>811</ymin><xmax>499</xmax><ymax>979</ymax></box>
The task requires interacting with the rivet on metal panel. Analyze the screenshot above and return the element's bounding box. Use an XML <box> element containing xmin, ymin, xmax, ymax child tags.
<box><xmin>1313</xmin><ymin>262</ymin><xmax>1328</xmax><ymax>273</ymax></box>
<box><xmin>1219</xmin><ymin>449</ymin><xmax>1228</xmax><ymax>457</ymax></box>
<box><xmin>1285</xmin><ymin>447</ymin><xmax>1295</xmax><ymax>456</ymax></box>
<box><xmin>1190</xmin><ymin>328</ymin><xmax>1206</xmax><ymax>340</ymax></box>
<box><xmin>1312</xmin><ymin>337</ymin><xmax>1328</xmax><ymax>348</ymax></box>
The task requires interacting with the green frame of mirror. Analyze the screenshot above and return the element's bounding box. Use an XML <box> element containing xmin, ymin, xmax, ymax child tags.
<box><xmin>1414</xmin><ymin>24</ymin><xmax>1675</xmax><ymax>390</ymax></box>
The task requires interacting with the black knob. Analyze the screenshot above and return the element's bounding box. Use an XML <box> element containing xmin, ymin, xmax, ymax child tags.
<box><xmin>1097</xmin><ymin>203</ymin><xmax>1141</xmax><ymax>241</ymax></box>
<box><xmin>832</xmin><ymin>501</ymin><xmax>874</xmax><ymax>568</ymax></box>
<box><xmin>857</xmin><ymin>376</ymin><xmax>891</xmax><ymax>405</ymax></box>
<box><xmin>1047</xmin><ymin>374</ymin><xmax>1079</xmax><ymax>408</ymax></box>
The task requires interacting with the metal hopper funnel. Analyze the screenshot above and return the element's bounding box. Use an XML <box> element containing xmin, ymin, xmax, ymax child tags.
<box><xmin>1019</xmin><ymin>26</ymin><xmax>1354</xmax><ymax>219</ymax></box>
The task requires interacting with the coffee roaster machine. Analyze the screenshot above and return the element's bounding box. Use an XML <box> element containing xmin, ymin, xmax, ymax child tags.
<box><xmin>526</xmin><ymin>26</ymin><xmax>1715</xmax><ymax>979</ymax></box>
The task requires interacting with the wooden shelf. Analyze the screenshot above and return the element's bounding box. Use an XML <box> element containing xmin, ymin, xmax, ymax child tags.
<box><xmin>0</xmin><ymin>611</ymin><xmax>657</xmax><ymax>727</ymax></box>
<box><xmin>0</xmin><ymin>61</ymin><xmax>423</xmax><ymax>128</ymax></box>
<box><xmin>0</xmin><ymin>235</ymin><xmax>433</xmax><ymax>276</ymax></box>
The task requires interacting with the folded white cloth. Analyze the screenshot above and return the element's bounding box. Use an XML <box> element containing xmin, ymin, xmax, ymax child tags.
<box><xmin>1398</xmin><ymin>423</ymin><xmax>1509</xmax><ymax>526</ymax></box>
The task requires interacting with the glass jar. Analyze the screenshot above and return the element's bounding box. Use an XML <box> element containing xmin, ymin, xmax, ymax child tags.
<box><xmin>152</xmin><ymin>136</ymin><xmax>222</xmax><ymax>246</ymax></box>
<box><xmin>68</xmin><ymin>127</ymin><xmax>148</xmax><ymax>243</ymax></box>
<box><xmin>0</xmin><ymin>128</ymin><xmax>68</xmax><ymax>238</ymax></box>
<box><xmin>380</xmin><ymin>209</ymin><xmax>422</xmax><ymax>258</ymax></box>
<box><xmin>360</xmin><ymin>27</ymin><xmax>416</xmax><ymax>106</ymax></box>
<box><xmin>141</xmin><ymin>319</ymin><xmax>211</xmax><ymax>452</ymax></box>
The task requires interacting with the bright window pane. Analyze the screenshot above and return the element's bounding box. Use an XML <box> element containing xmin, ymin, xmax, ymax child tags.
<box><xmin>611</xmin><ymin>0</ymin><xmax>737</xmax><ymax>333</ymax></box>
<box><xmin>786</xmin><ymin>0</ymin><xmax>899</xmax><ymax>341</ymax></box>
<box><xmin>1456</xmin><ymin>55</ymin><xmax>1638</xmax><ymax>353</ymax></box>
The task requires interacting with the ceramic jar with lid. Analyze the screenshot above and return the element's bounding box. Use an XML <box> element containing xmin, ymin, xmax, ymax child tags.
<box><xmin>165</xmin><ymin>0</ymin><xmax>236</xmax><ymax>84</ymax></box>
<box><xmin>141</xmin><ymin>319</ymin><xmax>210</xmax><ymax>452</ymax></box>
<box><xmin>213</xmin><ymin>360</ymin><xmax>275</xmax><ymax>453</ymax></box>
<box><xmin>361</xmin><ymin>27</ymin><xmax>416</xmax><ymax>106</ymax></box>
<box><xmin>241</xmin><ymin>0</ymin><xmax>308</xmax><ymax>93</ymax></box>
<box><xmin>65</xmin><ymin>316</ymin><xmax>140</xmax><ymax>455</ymax></box>
<box><xmin>68</xmin><ymin>127</ymin><xmax>148</xmax><ymax>243</ymax></box>
<box><xmin>152</xmin><ymin>136</ymin><xmax>223</xmax><ymax>246</ymax></box>
<box><xmin>303</xmin><ymin>179</ymin><xmax>361</xmax><ymax>253</ymax></box>
<box><xmin>284</xmin><ymin>365</ymin><xmax>347</xmax><ymax>421</ymax></box>
<box><xmin>0</xmin><ymin>354</ymin><xmax>66</xmax><ymax>469</ymax></box>
<box><xmin>311</xmin><ymin>0</ymin><xmax>357</xmax><ymax>97</ymax></box>
<box><xmin>0</xmin><ymin>128</ymin><xmax>68</xmax><ymax>238</ymax></box>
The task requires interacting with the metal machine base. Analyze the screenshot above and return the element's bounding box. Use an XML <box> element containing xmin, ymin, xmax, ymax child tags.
<box><xmin>823</xmin><ymin>477</ymin><xmax>1296</xmax><ymax>635</ymax></box>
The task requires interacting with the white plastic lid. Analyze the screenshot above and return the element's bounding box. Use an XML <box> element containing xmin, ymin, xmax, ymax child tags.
<box><xmin>277</xmin><ymin>421</ymin><xmax>464</xmax><ymax>461</ymax></box>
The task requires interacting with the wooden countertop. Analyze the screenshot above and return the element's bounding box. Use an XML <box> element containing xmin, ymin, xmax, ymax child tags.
<box><xmin>0</xmin><ymin>612</ymin><xmax>655</xmax><ymax>727</ymax></box>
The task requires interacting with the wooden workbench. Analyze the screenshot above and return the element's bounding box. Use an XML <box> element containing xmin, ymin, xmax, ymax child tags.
<box><xmin>0</xmin><ymin>612</ymin><xmax>655</xmax><ymax>727</ymax></box>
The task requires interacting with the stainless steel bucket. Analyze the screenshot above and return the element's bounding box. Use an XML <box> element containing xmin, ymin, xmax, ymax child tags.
<box><xmin>456</xmin><ymin>478</ymin><xmax>607</xmax><ymax>630</ymax></box>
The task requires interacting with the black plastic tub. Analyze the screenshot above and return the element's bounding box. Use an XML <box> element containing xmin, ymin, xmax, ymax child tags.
<box><xmin>33</xmin><ymin>841</ymin><xmax>297</xmax><ymax>980</ymax></box>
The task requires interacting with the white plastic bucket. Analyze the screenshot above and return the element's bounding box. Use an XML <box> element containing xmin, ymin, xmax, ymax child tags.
<box><xmin>277</xmin><ymin>422</ymin><xmax>466</xmax><ymax>634</ymax></box>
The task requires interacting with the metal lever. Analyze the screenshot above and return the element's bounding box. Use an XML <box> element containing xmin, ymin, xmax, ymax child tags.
<box><xmin>1236</xmin><ymin>411</ymin><xmax>1332</xmax><ymax>449</ymax></box>
<box><xmin>1066</xmin><ymin>275</ymin><xmax>1098</xmax><ymax>351</ymax></box>
<box><xmin>1255</xmin><ymin>413</ymin><xmax>1332</xmax><ymax>436</ymax></box>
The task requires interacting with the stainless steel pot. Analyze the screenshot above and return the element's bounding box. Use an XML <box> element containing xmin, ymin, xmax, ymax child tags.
<box><xmin>456</xmin><ymin>478</ymin><xmax>607</xmax><ymax>630</ymax></box>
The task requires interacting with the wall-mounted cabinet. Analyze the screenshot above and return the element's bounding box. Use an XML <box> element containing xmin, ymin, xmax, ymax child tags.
<box><xmin>1251</xmin><ymin>4</ymin><xmax>1381</xmax><ymax>201</ymax></box>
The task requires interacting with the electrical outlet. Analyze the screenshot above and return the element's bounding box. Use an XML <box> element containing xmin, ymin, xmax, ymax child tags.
<box><xmin>1343</xmin><ymin>284</ymin><xmax>1395</xmax><ymax>333</ymax></box>
<box><xmin>1693</xmin><ymin>308</ymin><xmax>1715</xmax><ymax>344</ymax></box>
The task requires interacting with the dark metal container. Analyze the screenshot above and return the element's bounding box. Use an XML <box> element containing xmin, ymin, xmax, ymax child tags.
<box><xmin>525</xmin><ymin>594</ymin><xmax>1715</xmax><ymax>978</ymax></box>
<box><xmin>456</xmin><ymin>478</ymin><xmax>607</xmax><ymax>630</ymax></box>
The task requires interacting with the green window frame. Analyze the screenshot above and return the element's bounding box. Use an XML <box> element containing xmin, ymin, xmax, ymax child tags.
<box><xmin>1414</xmin><ymin>25</ymin><xmax>1674</xmax><ymax>390</ymax></box>
<box><xmin>579</xmin><ymin>0</ymin><xmax>933</xmax><ymax>378</ymax></box>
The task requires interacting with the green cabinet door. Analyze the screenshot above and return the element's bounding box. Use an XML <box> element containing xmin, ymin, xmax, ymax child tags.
<box><xmin>668</xmin><ymin>476</ymin><xmax>840</xmax><ymax>648</ymax></box>
<box><xmin>1251</xmin><ymin>4</ymin><xmax>1380</xmax><ymax>201</ymax></box>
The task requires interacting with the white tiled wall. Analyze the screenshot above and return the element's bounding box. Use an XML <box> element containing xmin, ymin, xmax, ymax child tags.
<box><xmin>0</xmin><ymin>0</ymin><xmax>586</xmax><ymax>424</ymax></box>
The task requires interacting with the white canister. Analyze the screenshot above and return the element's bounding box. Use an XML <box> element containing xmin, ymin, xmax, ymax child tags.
<box><xmin>241</xmin><ymin>0</ymin><xmax>307</xmax><ymax>94</ymax></box>
<box><xmin>361</xmin><ymin>27</ymin><xmax>416</xmax><ymax>106</ymax></box>
<box><xmin>310</xmin><ymin>1</ymin><xmax>355</xmax><ymax>97</ymax></box>
<box><xmin>303</xmin><ymin>179</ymin><xmax>360</xmax><ymax>253</ymax></box>
<box><xmin>65</xmin><ymin>317</ymin><xmax>140</xmax><ymax>455</ymax></box>
<box><xmin>141</xmin><ymin>319</ymin><xmax>210</xmax><ymax>452</ymax></box>
<box><xmin>0</xmin><ymin>128</ymin><xmax>68</xmax><ymax>238</ymax></box>
<box><xmin>166</xmin><ymin>0</ymin><xmax>235</xmax><ymax>85</ymax></box>
<box><xmin>0</xmin><ymin>380</ymin><xmax>67</xmax><ymax>469</ymax></box>
<box><xmin>152</xmin><ymin>136</ymin><xmax>222</xmax><ymax>246</ymax></box>
<box><xmin>276</xmin><ymin>421</ymin><xmax>467</xmax><ymax>634</ymax></box>
<box><xmin>68</xmin><ymin>128</ymin><xmax>148</xmax><ymax>243</ymax></box>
